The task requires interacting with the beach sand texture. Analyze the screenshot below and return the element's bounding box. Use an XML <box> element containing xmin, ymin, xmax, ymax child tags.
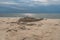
<box><xmin>0</xmin><ymin>17</ymin><xmax>60</xmax><ymax>40</ymax></box>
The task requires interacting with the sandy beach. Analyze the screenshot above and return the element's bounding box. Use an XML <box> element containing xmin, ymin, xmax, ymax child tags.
<box><xmin>0</xmin><ymin>17</ymin><xmax>60</xmax><ymax>40</ymax></box>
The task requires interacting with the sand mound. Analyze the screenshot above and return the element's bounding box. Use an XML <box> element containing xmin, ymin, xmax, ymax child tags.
<box><xmin>17</xmin><ymin>17</ymin><xmax>44</xmax><ymax>24</ymax></box>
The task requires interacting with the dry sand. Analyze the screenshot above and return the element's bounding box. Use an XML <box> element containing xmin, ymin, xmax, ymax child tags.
<box><xmin>0</xmin><ymin>17</ymin><xmax>60</xmax><ymax>40</ymax></box>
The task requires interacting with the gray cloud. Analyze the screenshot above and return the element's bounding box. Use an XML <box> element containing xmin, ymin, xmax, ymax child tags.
<box><xmin>0</xmin><ymin>0</ymin><xmax>60</xmax><ymax>13</ymax></box>
<box><xmin>0</xmin><ymin>0</ymin><xmax>60</xmax><ymax>5</ymax></box>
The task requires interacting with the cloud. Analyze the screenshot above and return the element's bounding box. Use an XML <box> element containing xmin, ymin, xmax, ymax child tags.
<box><xmin>0</xmin><ymin>2</ymin><xmax>18</xmax><ymax>4</ymax></box>
<box><xmin>0</xmin><ymin>2</ymin><xmax>18</xmax><ymax>5</ymax></box>
<box><xmin>0</xmin><ymin>0</ymin><xmax>60</xmax><ymax>6</ymax></box>
<box><xmin>0</xmin><ymin>0</ymin><xmax>19</xmax><ymax>5</ymax></box>
<box><xmin>32</xmin><ymin>0</ymin><xmax>60</xmax><ymax>5</ymax></box>
<box><xmin>33</xmin><ymin>0</ymin><xmax>48</xmax><ymax>3</ymax></box>
<box><xmin>0</xmin><ymin>0</ymin><xmax>60</xmax><ymax>8</ymax></box>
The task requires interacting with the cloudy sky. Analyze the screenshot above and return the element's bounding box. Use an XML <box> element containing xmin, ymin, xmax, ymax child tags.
<box><xmin>0</xmin><ymin>0</ymin><xmax>60</xmax><ymax>13</ymax></box>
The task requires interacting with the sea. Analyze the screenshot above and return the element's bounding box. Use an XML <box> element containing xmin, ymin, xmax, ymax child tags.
<box><xmin>0</xmin><ymin>13</ymin><xmax>60</xmax><ymax>19</ymax></box>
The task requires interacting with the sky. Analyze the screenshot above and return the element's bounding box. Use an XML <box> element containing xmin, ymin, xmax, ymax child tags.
<box><xmin>0</xmin><ymin>0</ymin><xmax>60</xmax><ymax>13</ymax></box>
